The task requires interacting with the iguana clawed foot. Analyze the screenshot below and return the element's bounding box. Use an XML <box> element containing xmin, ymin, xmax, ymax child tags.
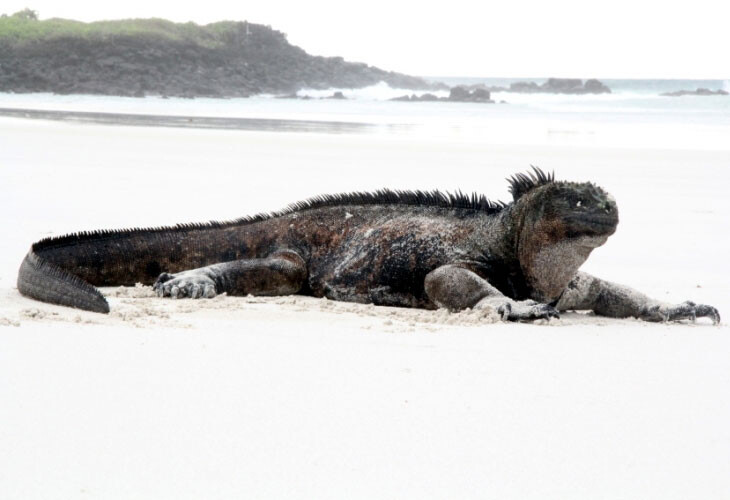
<box><xmin>153</xmin><ymin>271</ymin><xmax>217</xmax><ymax>299</ymax></box>
<box><xmin>476</xmin><ymin>298</ymin><xmax>560</xmax><ymax>322</ymax></box>
<box><xmin>498</xmin><ymin>300</ymin><xmax>561</xmax><ymax>322</ymax></box>
<box><xmin>641</xmin><ymin>301</ymin><xmax>720</xmax><ymax>325</ymax></box>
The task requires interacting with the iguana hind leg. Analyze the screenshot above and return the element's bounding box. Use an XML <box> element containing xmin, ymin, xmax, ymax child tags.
<box><xmin>153</xmin><ymin>250</ymin><xmax>307</xmax><ymax>299</ymax></box>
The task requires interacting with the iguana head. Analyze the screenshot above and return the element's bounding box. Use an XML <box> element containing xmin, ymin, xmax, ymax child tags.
<box><xmin>509</xmin><ymin>167</ymin><xmax>619</xmax><ymax>303</ymax></box>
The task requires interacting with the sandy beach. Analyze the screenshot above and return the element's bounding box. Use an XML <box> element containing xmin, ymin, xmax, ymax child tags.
<box><xmin>1</xmin><ymin>113</ymin><xmax>729</xmax><ymax>499</ymax></box>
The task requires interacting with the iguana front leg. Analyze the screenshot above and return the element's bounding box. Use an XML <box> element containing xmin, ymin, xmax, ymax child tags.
<box><xmin>153</xmin><ymin>250</ymin><xmax>307</xmax><ymax>299</ymax></box>
<box><xmin>424</xmin><ymin>264</ymin><xmax>560</xmax><ymax>321</ymax></box>
<box><xmin>557</xmin><ymin>272</ymin><xmax>720</xmax><ymax>324</ymax></box>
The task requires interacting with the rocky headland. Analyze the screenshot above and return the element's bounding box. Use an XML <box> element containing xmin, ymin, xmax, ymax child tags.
<box><xmin>0</xmin><ymin>11</ymin><xmax>442</xmax><ymax>98</ymax></box>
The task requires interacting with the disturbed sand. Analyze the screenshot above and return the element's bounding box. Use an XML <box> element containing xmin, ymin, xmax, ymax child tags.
<box><xmin>5</xmin><ymin>282</ymin><xmax>694</xmax><ymax>332</ymax></box>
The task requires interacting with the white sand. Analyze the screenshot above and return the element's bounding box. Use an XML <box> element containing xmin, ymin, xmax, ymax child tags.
<box><xmin>1</xmin><ymin>116</ymin><xmax>729</xmax><ymax>499</ymax></box>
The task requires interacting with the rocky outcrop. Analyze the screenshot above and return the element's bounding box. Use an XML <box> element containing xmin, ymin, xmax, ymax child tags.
<box><xmin>448</xmin><ymin>86</ymin><xmax>493</xmax><ymax>102</ymax></box>
<box><xmin>510</xmin><ymin>78</ymin><xmax>611</xmax><ymax>94</ymax></box>
<box><xmin>660</xmin><ymin>88</ymin><xmax>729</xmax><ymax>97</ymax></box>
<box><xmin>391</xmin><ymin>86</ymin><xmax>494</xmax><ymax>103</ymax></box>
<box><xmin>583</xmin><ymin>79</ymin><xmax>611</xmax><ymax>93</ymax></box>
<box><xmin>0</xmin><ymin>17</ymin><xmax>443</xmax><ymax>98</ymax></box>
<box><xmin>391</xmin><ymin>93</ymin><xmax>439</xmax><ymax>102</ymax></box>
<box><xmin>481</xmin><ymin>78</ymin><xmax>611</xmax><ymax>94</ymax></box>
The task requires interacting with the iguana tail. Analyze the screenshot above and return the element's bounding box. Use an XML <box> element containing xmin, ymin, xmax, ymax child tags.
<box><xmin>18</xmin><ymin>248</ymin><xmax>110</xmax><ymax>313</ymax></box>
<box><xmin>16</xmin><ymin>222</ymin><xmax>256</xmax><ymax>314</ymax></box>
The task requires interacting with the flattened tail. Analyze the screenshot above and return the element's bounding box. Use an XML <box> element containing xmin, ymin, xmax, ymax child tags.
<box><xmin>17</xmin><ymin>249</ymin><xmax>110</xmax><ymax>314</ymax></box>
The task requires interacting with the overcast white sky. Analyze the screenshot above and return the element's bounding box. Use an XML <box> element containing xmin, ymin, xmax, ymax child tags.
<box><xmin>2</xmin><ymin>0</ymin><xmax>726</xmax><ymax>79</ymax></box>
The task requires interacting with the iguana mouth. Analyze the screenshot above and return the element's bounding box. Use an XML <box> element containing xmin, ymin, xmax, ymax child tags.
<box><xmin>569</xmin><ymin>212</ymin><xmax>617</xmax><ymax>225</ymax></box>
<box><xmin>565</xmin><ymin>213</ymin><xmax>618</xmax><ymax>237</ymax></box>
<box><xmin>580</xmin><ymin>216</ymin><xmax>617</xmax><ymax>227</ymax></box>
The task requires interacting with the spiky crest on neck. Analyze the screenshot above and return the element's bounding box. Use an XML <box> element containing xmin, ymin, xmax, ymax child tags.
<box><xmin>507</xmin><ymin>166</ymin><xmax>555</xmax><ymax>201</ymax></box>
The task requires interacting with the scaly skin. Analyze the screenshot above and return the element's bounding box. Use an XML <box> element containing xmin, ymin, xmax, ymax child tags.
<box><xmin>17</xmin><ymin>168</ymin><xmax>720</xmax><ymax>324</ymax></box>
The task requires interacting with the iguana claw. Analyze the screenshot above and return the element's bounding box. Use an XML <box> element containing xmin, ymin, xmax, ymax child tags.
<box><xmin>153</xmin><ymin>271</ymin><xmax>217</xmax><ymax>299</ymax></box>
<box><xmin>497</xmin><ymin>300</ymin><xmax>560</xmax><ymax>322</ymax></box>
<box><xmin>642</xmin><ymin>301</ymin><xmax>720</xmax><ymax>324</ymax></box>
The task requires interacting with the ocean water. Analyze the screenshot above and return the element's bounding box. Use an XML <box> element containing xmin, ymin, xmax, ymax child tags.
<box><xmin>0</xmin><ymin>78</ymin><xmax>728</xmax><ymax>150</ymax></box>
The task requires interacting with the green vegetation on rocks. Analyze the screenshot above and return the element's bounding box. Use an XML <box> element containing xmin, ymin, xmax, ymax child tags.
<box><xmin>0</xmin><ymin>11</ymin><xmax>439</xmax><ymax>97</ymax></box>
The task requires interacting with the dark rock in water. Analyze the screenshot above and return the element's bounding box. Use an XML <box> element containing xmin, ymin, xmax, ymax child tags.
<box><xmin>391</xmin><ymin>86</ymin><xmax>494</xmax><ymax>104</ymax></box>
<box><xmin>584</xmin><ymin>78</ymin><xmax>611</xmax><ymax>93</ymax></box>
<box><xmin>277</xmin><ymin>93</ymin><xmax>314</xmax><ymax>100</ymax></box>
<box><xmin>448</xmin><ymin>86</ymin><xmax>492</xmax><ymax>102</ymax></box>
<box><xmin>327</xmin><ymin>91</ymin><xmax>346</xmax><ymax>99</ymax></box>
<box><xmin>661</xmin><ymin>88</ymin><xmax>729</xmax><ymax>96</ymax></box>
<box><xmin>449</xmin><ymin>86</ymin><xmax>471</xmax><ymax>101</ymax></box>
<box><xmin>507</xmin><ymin>78</ymin><xmax>610</xmax><ymax>94</ymax></box>
<box><xmin>543</xmin><ymin>78</ymin><xmax>583</xmax><ymax>92</ymax></box>
<box><xmin>0</xmin><ymin>16</ymin><xmax>444</xmax><ymax>98</ymax></box>
<box><xmin>390</xmin><ymin>93</ymin><xmax>441</xmax><ymax>102</ymax></box>
<box><xmin>419</xmin><ymin>93</ymin><xmax>440</xmax><ymax>101</ymax></box>
<box><xmin>471</xmin><ymin>87</ymin><xmax>491</xmax><ymax>101</ymax></box>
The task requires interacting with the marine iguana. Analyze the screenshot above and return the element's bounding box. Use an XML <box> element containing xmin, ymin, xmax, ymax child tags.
<box><xmin>17</xmin><ymin>167</ymin><xmax>720</xmax><ymax>323</ymax></box>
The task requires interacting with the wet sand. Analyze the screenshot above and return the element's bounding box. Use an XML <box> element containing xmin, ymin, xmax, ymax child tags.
<box><xmin>0</xmin><ymin>106</ymin><xmax>391</xmax><ymax>134</ymax></box>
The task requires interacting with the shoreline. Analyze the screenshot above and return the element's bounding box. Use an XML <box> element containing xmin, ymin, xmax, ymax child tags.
<box><xmin>0</xmin><ymin>106</ymin><xmax>396</xmax><ymax>134</ymax></box>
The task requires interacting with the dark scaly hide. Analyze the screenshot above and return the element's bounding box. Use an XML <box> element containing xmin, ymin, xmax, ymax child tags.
<box><xmin>31</xmin><ymin>187</ymin><xmax>507</xmax><ymax>252</ymax></box>
<box><xmin>17</xmin><ymin>167</ymin><xmax>617</xmax><ymax>313</ymax></box>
